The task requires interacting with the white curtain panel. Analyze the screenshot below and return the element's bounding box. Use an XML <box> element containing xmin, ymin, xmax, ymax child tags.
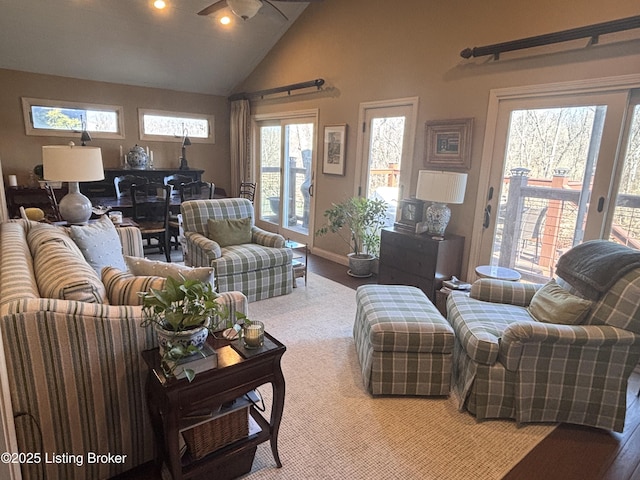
<box><xmin>230</xmin><ymin>99</ymin><xmax>251</xmax><ymax>198</ymax></box>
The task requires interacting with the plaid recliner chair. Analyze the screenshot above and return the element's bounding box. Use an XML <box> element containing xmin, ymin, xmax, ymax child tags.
<box><xmin>181</xmin><ymin>198</ymin><xmax>293</xmax><ymax>302</ymax></box>
<box><xmin>448</xmin><ymin>240</ymin><xmax>640</xmax><ymax>432</ymax></box>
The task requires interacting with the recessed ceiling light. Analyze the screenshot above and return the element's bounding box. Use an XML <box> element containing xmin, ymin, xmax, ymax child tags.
<box><xmin>154</xmin><ymin>0</ymin><xmax>166</xmax><ymax>9</ymax></box>
<box><xmin>220</xmin><ymin>15</ymin><xmax>231</xmax><ymax>25</ymax></box>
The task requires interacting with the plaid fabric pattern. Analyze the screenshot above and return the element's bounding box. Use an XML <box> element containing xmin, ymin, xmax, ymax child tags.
<box><xmin>354</xmin><ymin>285</ymin><xmax>454</xmax><ymax>396</ymax></box>
<box><xmin>470</xmin><ymin>278</ymin><xmax>541</xmax><ymax>306</ymax></box>
<box><xmin>253</xmin><ymin>225</ymin><xmax>285</xmax><ymax>248</ymax></box>
<box><xmin>448</xmin><ymin>291</ymin><xmax>533</xmax><ymax>365</ymax></box>
<box><xmin>214</xmin><ymin>243</ymin><xmax>291</xmax><ymax>276</ymax></box>
<box><xmin>0</xmin><ymin>221</ymin><xmax>252</xmax><ymax>479</ymax></box>
<box><xmin>584</xmin><ymin>269</ymin><xmax>640</xmax><ymax>334</ymax></box>
<box><xmin>449</xmin><ymin>267</ymin><xmax>640</xmax><ymax>432</ymax></box>
<box><xmin>181</xmin><ymin>199</ymin><xmax>293</xmax><ymax>302</ymax></box>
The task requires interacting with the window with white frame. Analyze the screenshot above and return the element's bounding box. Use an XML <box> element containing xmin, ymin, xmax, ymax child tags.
<box><xmin>138</xmin><ymin>109</ymin><xmax>215</xmax><ymax>143</ymax></box>
<box><xmin>22</xmin><ymin>97</ymin><xmax>124</xmax><ymax>139</ymax></box>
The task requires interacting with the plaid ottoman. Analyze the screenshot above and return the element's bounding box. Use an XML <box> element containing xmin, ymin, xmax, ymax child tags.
<box><xmin>353</xmin><ymin>284</ymin><xmax>454</xmax><ymax>396</ymax></box>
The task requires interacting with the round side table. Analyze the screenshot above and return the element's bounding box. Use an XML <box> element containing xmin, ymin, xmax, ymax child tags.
<box><xmin>475</xmin><ymin>265</ymin><xmax>521</xmax><ymax>281</ymax></box>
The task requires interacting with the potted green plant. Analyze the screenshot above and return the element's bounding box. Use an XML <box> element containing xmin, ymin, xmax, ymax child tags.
<box><xmin>316</xmin><ymin>196</ymin><xmax>388</xmax><ymax>277</ymax></box>
<box><xmin>140</xmin><ymin>275</ymin><xmax>246</xmax><ymax>381</ymax></box>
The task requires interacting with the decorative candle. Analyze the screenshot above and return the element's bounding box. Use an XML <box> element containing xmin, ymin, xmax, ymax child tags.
<box><xmin>243</xmin><ymin>321</ymin><xmax>264</xmax><ymax>349</ymax></box>
<box><xmin>8</xmin><ymin>175</ymin><xmax>17</xmax><ymax>187</ymax></box>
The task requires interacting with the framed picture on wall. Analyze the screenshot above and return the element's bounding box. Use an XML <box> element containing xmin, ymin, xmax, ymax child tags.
<box><xmin>323</xmin><ymin>124</ymin><xmax>347</xmax><ymax>175</ymax></box>
<box><xmin>424</xmin><ymin>118</ymin><xmax>473</xmax><ymax>170</ymax></box>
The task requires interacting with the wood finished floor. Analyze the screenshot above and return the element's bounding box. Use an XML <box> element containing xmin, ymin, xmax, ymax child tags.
<box><xmin>116</xmin><ymin>252</ymin><xmax>640</xmax><ymax>480</ymax></box>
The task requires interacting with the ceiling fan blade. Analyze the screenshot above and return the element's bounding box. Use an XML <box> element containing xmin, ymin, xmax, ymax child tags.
<box><xmin>262</xmin><ymin>0</ymin><xmax>288</xmax><ymax>21</ymax></box>
<box><xmin>197</xmin><ymin>1</ymin><xmax>228</xmax><ymax>16</ymax></box>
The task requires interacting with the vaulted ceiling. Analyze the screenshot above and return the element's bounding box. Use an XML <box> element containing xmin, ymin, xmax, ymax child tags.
<box><xmin>0</xmin><ymin>0</ymin><xmax>310</xmax><ymax>96</ymax></box>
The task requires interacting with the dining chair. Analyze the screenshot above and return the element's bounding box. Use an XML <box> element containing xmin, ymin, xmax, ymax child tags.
<box><xmin>163</xmin><ymin>175</ymin><xmax>197</xmax><ymax>250</ymax></box>
<box><xmin>130</xmin><ymin>182</ymin><xmax>172</xmax><ymax>262</ymax></box>
<box><xmin>179</xmin><ymin>180</ymin><xmax>215</xmax><ymax>202</ymax></box>
<box><xmin>114</xmin><ymin>175</ymin><xmax>148</xmax><ymax>199</ymax></box>
<box><xmin>168</xmin><ymin>181</ymin><xmax>216</xmax><ymax>258</ymax></box>
<box><xmin>164</xmin><ymin>174</ymin><xmax>194</xmax><ymax>196</ymax></box>
<box><xmin>239</xmin><ymin>182</ymin><xmax>256</xmax><ymax>203</ymax></box>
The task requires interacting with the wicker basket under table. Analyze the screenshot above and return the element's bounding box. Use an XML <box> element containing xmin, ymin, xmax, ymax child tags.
<box><xmin>182</xmin><ymin>407</ymin><xmax>250</xmax><ymax>460</ymax></box>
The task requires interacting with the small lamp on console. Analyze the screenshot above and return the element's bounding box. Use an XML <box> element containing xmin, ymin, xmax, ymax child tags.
<box><xmin>415</xmin><ymin>170</ymin><xmax>467</xmax><ymax>238</ymax></box>
<box><xmin>42</xmin><ymin>142</ymin><xmax>104</xmax><ymax>224</ymax></box>
<box><xmin>179</xmin><ymin>128</ymin><xmax>191</xmax><ymax>170</ymax></box>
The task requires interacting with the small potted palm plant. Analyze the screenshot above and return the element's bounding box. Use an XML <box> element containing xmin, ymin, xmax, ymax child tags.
<box><xmin>140</xmin><ymin>275</ymin><xmax>243</xmax><ymax>381</ymax></box>
<box><xmin>316</xmin><ymin>196</ymin><xmax>388</xmax><ymax>277</ymax></box>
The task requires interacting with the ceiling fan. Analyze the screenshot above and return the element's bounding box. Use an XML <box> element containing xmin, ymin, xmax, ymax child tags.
<box><xmin>198</xmin><ymin>0</ymin><xmax>322</xmax><ymax>22</ymax></box>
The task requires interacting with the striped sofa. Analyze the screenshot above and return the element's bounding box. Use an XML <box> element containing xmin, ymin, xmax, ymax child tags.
<box><xmin>0</xmin><ymin>220</ymin><xmax>247</xmax><ymax>479</ymax></box>
<box><xmin>181</xmin><ymin>198</ymin><xmax>293</xmax><ymax>302</ymax></box>
<box><xmin>448</xmin><ymin>250</ymin><xmax>640</xmax><ymax>432</ymax></box>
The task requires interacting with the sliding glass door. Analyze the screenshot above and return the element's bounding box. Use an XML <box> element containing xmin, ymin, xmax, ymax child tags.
<box><xmin>254</xmin><ymin>111</ymin><xmax>317</xmax><ymax>244</ymax></box>
<box><xmin>473</xmin><ymin>80</ymin><xmax>640</xmax><ymax>282</ymax></box>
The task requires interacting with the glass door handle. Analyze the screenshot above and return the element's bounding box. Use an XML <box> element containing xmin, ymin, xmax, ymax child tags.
<box><xmin>483</xmin><ymin>205</ymin><xmax>492</xmax><ymax>229</ymax></box>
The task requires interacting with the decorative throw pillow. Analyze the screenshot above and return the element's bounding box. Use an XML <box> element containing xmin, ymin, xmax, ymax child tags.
<box><xmin>69</xmin><ymin>215</ymin><xmax>127</xmax><ymax>274</ymax></box>
<box><xmin>30</xmin><ymin>234</ymin><xmax>108</xmax><ymax>303</ymax></box>
<box><xmin>27</xmin><ymin>222</ymin><xmax>83</xmax><ymax>256</ymax></box>
<box><xmin>528</xmin><ymin>279</ymin><xmax>593</xmax><ymax>325</ymax></box>
<box><xmin>124</xmin><ymin>256</ymin><xmax>215</xmax><ymax>287</ymax></box>
<box><xmin>206</xmin><ymin>217</ymin><xmax>252</xmax><ymax>247</ymax></box>
<box><xmin>102</xmin><ymin>266</ymin><xmax>166</xmax><ymax>306</ymax></box>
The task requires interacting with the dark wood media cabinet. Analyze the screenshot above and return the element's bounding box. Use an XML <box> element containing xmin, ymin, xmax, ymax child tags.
<box><xmin>377</xmin><ymin>227</ymin><xmax>464</xmax><ymax>303</ymax></box>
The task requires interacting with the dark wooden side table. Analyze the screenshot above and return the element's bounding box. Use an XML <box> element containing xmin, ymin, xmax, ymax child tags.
<box><xmin>142</xmin><ymin>332</ymin><xmax>286</xmax><ymax>480</ymax></box>
<box><xmin>378</xmin><ymin>227</ymin><xmax>464</xmax><ymax>303</ymax></box>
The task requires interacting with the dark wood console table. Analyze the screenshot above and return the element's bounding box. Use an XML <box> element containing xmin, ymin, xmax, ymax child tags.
<box><xmin>142</xmin><ymin>332</ymin><xmax>286</xmax><ymax>480</ymax></box>
<box><xmin>5</xmin><ymin>185</ymin><xmax>68</xmax><ymax>219</ymax></box>
<box><xmin>82</xmin><ymin>168</ymin><xmax>204</xmax><ymax>197</ymax></box>
<box><xmin>378</xmin><ymin>227</ymin><xmax>464</xmax><ymax>302</ymax></box>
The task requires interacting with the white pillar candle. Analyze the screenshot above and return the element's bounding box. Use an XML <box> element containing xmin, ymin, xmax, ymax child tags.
<box><xmin>243</xmin><ymin>323</ymin><xmax>264</xmax><ymax>348</ymax></box>
<box><xmin>8</xmin><ymin>175</ymin><xmax>17</xmax><ymax>187</ymax></box>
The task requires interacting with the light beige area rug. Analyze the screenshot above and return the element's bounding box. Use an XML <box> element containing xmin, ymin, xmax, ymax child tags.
<box><xmin>244</xmin><ymin>273</ymin><xmax>555</xmax><ymax>480</ymax></box>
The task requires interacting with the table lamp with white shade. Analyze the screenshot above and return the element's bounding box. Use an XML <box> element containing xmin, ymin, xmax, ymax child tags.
<box><xmin>415</xmin><ymin>170</ymin><xmax>467</xmax><ymax>237</ymax></box>
<box><xmin>42</xmin><ymin>143</ymin><xmax>104</xmax><ymax>224</ymax></box>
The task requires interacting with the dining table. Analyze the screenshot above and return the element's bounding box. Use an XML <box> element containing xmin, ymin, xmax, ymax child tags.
<box><xmin>91</xmin><ymin>191</ymin><xmax>224</xmax><ymax>217</ymax></box>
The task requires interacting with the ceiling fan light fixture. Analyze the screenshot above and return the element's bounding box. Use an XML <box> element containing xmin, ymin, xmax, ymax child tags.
<box><xmin>227</xmin><ymin>0</ymin><xmax>262</xmax><ymax>20</ymax></box>
<box><xmin>220</xmin><ymin>15</ymin><xmax>232</xmax><ymax>25</ymax></box>
<box><xmin>153</xmin><ymin>0</ymin><xmax>166</xmax><ymax>9</ymax></box>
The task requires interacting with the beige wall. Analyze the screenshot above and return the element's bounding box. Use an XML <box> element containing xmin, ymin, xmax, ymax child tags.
<box><xmin>238</xmin><ymin>0</ymin><xmax>640</xmax><ymax>275</ymax></box>
<box><xmin>0</xmin><ymin>69</ymin><xmax>231</xmax><ymax>191</ymax></box>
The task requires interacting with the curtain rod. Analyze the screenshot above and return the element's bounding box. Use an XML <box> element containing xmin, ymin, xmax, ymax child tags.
<box><xmin>229</xmin><ymin>79</ymin><xmax>325</xmax><ymax>101</ymax></box>
<box><xmin>460</xmin><ymin>15</ymin><xmax>640</xmax><ymax>60</ymax></box>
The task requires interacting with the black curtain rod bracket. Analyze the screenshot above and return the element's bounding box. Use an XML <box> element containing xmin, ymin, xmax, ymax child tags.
<box><xmin>229</xmin><ymin>79</ymin><xmax>325</xmax><ymax>101</ymax></box>
<box><xmin>460</xmin><ymin>15</ymin><xmax>640</xmax><ymax>60</ymax></box>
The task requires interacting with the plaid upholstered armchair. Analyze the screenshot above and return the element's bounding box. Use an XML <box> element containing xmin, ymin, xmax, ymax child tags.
<box><xmin>181</xmin><ymin>198</ymin><xmax>293</xmax><ymax>302</ymax></box>
<box><xmin>447</xmin><ymin>240</ymin><xmax>640</xmax><ymax>432</ymax></box>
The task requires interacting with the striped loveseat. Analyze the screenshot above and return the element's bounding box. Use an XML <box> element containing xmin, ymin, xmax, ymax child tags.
<box><xmin>181</xmin><ymin>198</ymin><xmax>293</xmax><ymax>302</ymax></box>
<box><xmin>448</xmin><ymin>240</ymin><xmax>640</xmax><ymax>432</ymax></box>
<box><xmin>0</xmin><ymin>220</ymin><xmax>247</xmax><ymax>479</ymax></box>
